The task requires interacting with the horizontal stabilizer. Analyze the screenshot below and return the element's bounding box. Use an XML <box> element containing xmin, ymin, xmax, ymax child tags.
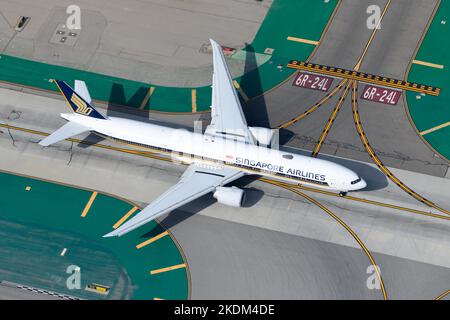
<box><xmin>39</xmin><ymin>121</ymin><xmax>90</xmax><ymax>147</ymax></box>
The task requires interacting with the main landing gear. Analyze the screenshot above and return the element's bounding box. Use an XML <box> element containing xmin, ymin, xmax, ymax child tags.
<box><xmin>339</xmin><ymin>191</ymin><xmax>347</xmax><ymax>197</ymax></box>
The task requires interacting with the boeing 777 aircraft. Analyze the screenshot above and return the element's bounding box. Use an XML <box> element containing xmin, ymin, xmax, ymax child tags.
<box><xmin>39</xmin><ymin>39</ymin><xmax>367</xmax><ymax>237</ymax></box>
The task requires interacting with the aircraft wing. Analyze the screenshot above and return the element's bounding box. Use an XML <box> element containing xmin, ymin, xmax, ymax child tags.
<box><xmin>103</xmin><ymin>164</ymin><xmax>244</xmax><ymax>237</ymax></box>
<box><xmin>205</xmin><ymin>39</ymin><xmax>256</xmax><ymax>144</ymax></box>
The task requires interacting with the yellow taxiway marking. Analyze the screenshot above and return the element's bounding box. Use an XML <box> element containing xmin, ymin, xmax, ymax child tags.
<box><xmin>312</xmin><ymin>80</ymin><xmax>351</xmax><ymax>157</ymax></box>
<box><xmin>435</xmin><ymin>290</ymin><xmax>450</xmax><ymax>300</ymax></box>
<box><xmin>351</xmin><ymin>81</ymin><xmax>450</xmax><ymax>216</ymax></box>
<box><xmin>136</xmin><ymin>231</ymin><xmax>169</xmax><ymax>249</ymax></box>
<box><xmin>233</xmin><ymin>80</ymin><xmax>249</xmax><ymax>102</ymax></box>
<box><xmin>263</xmin><ymin>178</ymin><xmax>388</xmax><ymax>300</ymax></box>
<box><xmin>276</xmin><ymin>79</ymin><xmax>347</xmax><ymax>129</ymax></box>
<box><xmin>287</xmin><ymin>36</ymin><xmax>319</xmax><ymax>46</ymax></box>
<box><xmin>420</xmin><ymin>122</ymin><xmax>450</xmax><ymax>136</ymax></box>
<box><xmin>113</xmin><ymin>206</ymin><xmax>139</xmax><ymax>229</ymax></box>
<box><xmin>150</xmin><ymin>263</ymin><xmax>186</xmax><ymax>275</ymax></box>
<box><xmin>81</xmin><ymin>191</ymin><xmax>98</xmax><ymax>218</ymax></box>
<box><xmin>139</xmin><ymin>86</ymin><xmax>155</xmax><ymax>110</ymax></box>
<box><xmin>191</xmin><ymin>89</ymin><xmax>197</xmax><ymax>113</ymax></box>
<box><xmin>4</xmin><ymin>122</ymin><xmax>450</xmax><ymax>222</ymax></box>
<box><xmin>412</xmin><ymin>59</ymin><xmax>444</xmax><ymax>69</ymax></box>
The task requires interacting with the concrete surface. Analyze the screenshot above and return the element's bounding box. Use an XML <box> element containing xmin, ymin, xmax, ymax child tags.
<box><xmin>245</xmin><ymin>0</ymin><xmax>449</xmax><ymax>177</ymax></box>
<box><xmin>0</xmin><ymin>87</ymin><xmax>450</xmax><ymax>299</ymax></box>
<box><xmin>0</xmin><ymin>0</ymin><xmax>272</xmax><ymax>86</ymax></box>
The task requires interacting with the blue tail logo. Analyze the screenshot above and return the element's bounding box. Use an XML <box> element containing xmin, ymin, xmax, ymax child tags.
<box><xmin>54</xmin><ymin>80</ymin><xmax>106</xmax><ymax>119</ymax></box>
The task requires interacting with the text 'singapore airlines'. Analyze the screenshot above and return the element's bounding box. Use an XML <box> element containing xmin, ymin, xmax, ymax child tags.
<box><xmin>39</xmin><ymin>39</ymin><xmax>367</xmax><ymax>238</ymax></box>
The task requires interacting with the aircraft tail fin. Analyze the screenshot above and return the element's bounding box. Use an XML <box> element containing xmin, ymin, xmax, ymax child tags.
<box><xmin>54</xmin><ymin>80</ymin><xmax>106</xmax><ymax>120</ymax></box>
<box><xmin>39</xmin><ymin>121</ymin><xmax>90</xmax><ymax>147</ymax></box>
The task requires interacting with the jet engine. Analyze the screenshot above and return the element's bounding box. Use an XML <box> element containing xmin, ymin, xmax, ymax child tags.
<box><xmin>213</xmin><ymin>186</ymin><xmax>245</xmax><ymax>207</ymax></box>
<box><xmin>249</xmin><ymin>127</ymin><xmax>274</xmax><ymax>146</ymax></box>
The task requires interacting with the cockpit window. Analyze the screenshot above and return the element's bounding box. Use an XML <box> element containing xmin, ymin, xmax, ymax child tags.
<box><xmin>351</xmin><ymin>177</ymin><xmax>362</xmax><ymax>185</ymax></box>
<box><xmin>282</xmin><ymin>154</ymin><xmax>294</xmax><ymax>160</ymax></box>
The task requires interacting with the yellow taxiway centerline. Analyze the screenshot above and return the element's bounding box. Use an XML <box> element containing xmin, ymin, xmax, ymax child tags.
<box><xmin>81</xmin><ymin>191</ymin><xmax>98</xmax><ymax>218</ymax></box>
<box><xmin>435</xmin><ymin>290</ymin><xmax>450</xmax><ymax>300</ymax></box>
<box><xmin>2</xmin><ymin>122</ymin><xmax>449</xmax><ymax>221</ymax></box>
<box><xmin>412</xmin><ymin>59</ymin><xmax>444</xmax><ymax>69</ymax></box>
<box><xmin>287</xmin><ymin>36</ymin><xmax>319</xmax><ymax>46</ymax></box>
<box><xmin>113</xmin><ymin>206</ymin><xmax>139</xmax><ymax>229</ymax></box>
<box><xmin>150</xmin><ymin>263</ymin><xmax>186</xmax><ymax>275</ymax></box>
<box><xmin>136</xmin><ymin>231</ymin><xmax>169</xmax><ymax>249</ymax></box>
<box><xmin>420</xmin><ymin>122</ymin><xmax>450</xmax><ymax>136</ymax></box>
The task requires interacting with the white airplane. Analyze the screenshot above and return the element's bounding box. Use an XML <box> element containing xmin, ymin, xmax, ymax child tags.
<box><xmin>39</xmin><ymin>39</ymin><xmax>367</xmax><ymax>237</ymax></box>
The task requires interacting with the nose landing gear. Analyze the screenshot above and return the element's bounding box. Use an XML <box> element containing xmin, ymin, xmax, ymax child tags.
<box><xmin>339</xmin><ymin>191</ymin><xmax>347</xmax><ymax>197</ymax></box>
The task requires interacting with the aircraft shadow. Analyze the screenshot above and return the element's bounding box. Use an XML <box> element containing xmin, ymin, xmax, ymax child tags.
<box><xmin>142</xmin><ymin>176</ymin><xmax>263</xmax><ymax>235</ymax></box>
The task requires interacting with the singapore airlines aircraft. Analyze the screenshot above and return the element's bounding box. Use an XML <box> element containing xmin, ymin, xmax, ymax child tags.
<box><xmin>40</xmin><ymin>39</ymin><xmax>366</xmax><ymax>237</ymax></box>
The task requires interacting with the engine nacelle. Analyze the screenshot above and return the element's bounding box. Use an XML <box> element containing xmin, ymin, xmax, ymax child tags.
<box><xmin>213</xmin><ymin>186</ymin><xmax>245</xmax><ymax>207</ymax></box>
<box><xmin>249</xmin><ymin>127</ymin><xmax>274</xmax><ymax>146</ymax></box>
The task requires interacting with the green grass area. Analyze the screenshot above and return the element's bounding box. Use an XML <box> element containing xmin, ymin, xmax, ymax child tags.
<box><xmin>0</xmin><ymin>171</ymin><xmax>189</xmax><ymax>300</ymax></box>
<box><xmin>406</xmin><ymin>1</ymin><xmax>450</xmax><ymax>160</ymax></box>
<box><xmin>0</xmin><ymin>0</ymin><xmax>337</xmax><ymax>112</ymax></box>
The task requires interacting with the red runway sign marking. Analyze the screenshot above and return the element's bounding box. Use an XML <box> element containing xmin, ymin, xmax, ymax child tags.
<box><xmin>292</xmin><ymin>72</ymin><xmax>333</xmax><ymax>92</ymax></box>
<box><xmin>361</xmin><ymin>85</ymin><xmax>401</xmax><ymax>105</ymax></box>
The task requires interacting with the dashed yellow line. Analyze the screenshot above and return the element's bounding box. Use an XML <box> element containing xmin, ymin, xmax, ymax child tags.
<box><xmin>276</xmin><ymin>79</ymin><xmax>347</xmax><ymax>129</ymax></box>
<box><xmin>233</xmin><ymin>80</ymin><xmax>249</xmax><ymax>102</ymax></box>
<box><xmin>191</xmin><ymin>89</ymin><xmax>197</xmax><ymax>113</ymax></box>
<box><xmin>139</xmin><ymin>86</ymin><xmax>155</xmax><ymax>110</ymax></box>
<box><xmin>81</xmin><ymin>191</ymin><xmax>98</xmax><ymax>218</ymax></box>
<box><xmin>351</xmin><ymin>81</ymin><xmax>450</xmax><ymax>216</ymax></box>
<box><xmin>312</xmin><ymin>80</ymin><xmax>351</xmax><ymax>157</ymax></box>
<box><xmin>263</xmin><ymin>179</ymin><xmax>388</xmax><ymax>300</ymax></box>
<box><xmin>6</xmin><ymin>122</ymin><xmax>450</xmax><ymax>222</ymax></box>
<box><xmin>112</xmin><ymin>206</ymin><xmax>139</xmax><ymax>229</ymax></box>
<box><xmin>287</xmin><ymin>36</ymin><xmax>319</xmax><ymax>46</ymax></box>
<box><xmin>435</xmin><ymin>290</ymin><xmax>450</xmax><ymax>300</ymax></box>
<box><xmin>136</xmin><ymin>231</ymin><xmax>169</xmax><ymax>249</ymax></box>
<box><xmin>420</xmin><ymin>122</ymin><xmax>450</xmax><ymax>136</ymax></box>
<box><xmin>412</xmin><ymin>59</ymin><xmax>444</xmax><ymax>69</ymax></box>
<box><xmin>150</xmin><ymin>263</ymin><xmax>186</xmax><ymax>275</ymax></box>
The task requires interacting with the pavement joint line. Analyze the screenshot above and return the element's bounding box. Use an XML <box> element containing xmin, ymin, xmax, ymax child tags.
<box><xmin>191</xmin><ymin>89</ymin><xmax>197</xmax><ymax>113</ymax></box>
<box><xmin>233</xmin><ymin>80</ymin><xmax>249</xmax><ymax>102</ymax></box>
<box><xmin>351</xmin><ymin>81</ymin><xmax>450</xmax><ymax>216</ymax></box>
<box><xmin>5</xmin><ymin>122</ymin><xmax>450</xmax><ymax>221</ymax></box>
<box><xmin>81</xmin><ymin>191</ymin><xmax>98</xmax><ymax>218</ymax></box>
<box><xmin>139</xmin><ymin>86</ymin><xmax>155</xmax><ymax>110</ymax></box>
<box><xmin>150</xmin><ymin>263</ymin><xmax>186</xmax><ymax>275</ymax></box>
<box><xmin>412</xmin><ymin>59</ymin><xmax>444</xmax><ymax>69</ymax></box>
<box><xmin>136</xmin><ymin>231</ymin><xmax>169</xmax><ymax>249</ymax></box>
<box><xmin>113</xmin><ymin>206</ymin><xmax>139</xmax><ymax>229</ymax></box>
<box><xmin>287</xmin><ymin>36</ymin><xmax>319</xmax><ymax>46</ymax></box>
<box><xmin>420</xmin><ymin>122</ymin><xmax>450</xmax><ymax>135</ymax></box>
<box><xmin>354</xmin><ymin>0</ymin><xmax>392</xmax><ymax>71</ymax></box>
<box><xmin>262</xmin><ymin>178</ymin><xmax>388</xmax><ymax>300</ymax></box>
